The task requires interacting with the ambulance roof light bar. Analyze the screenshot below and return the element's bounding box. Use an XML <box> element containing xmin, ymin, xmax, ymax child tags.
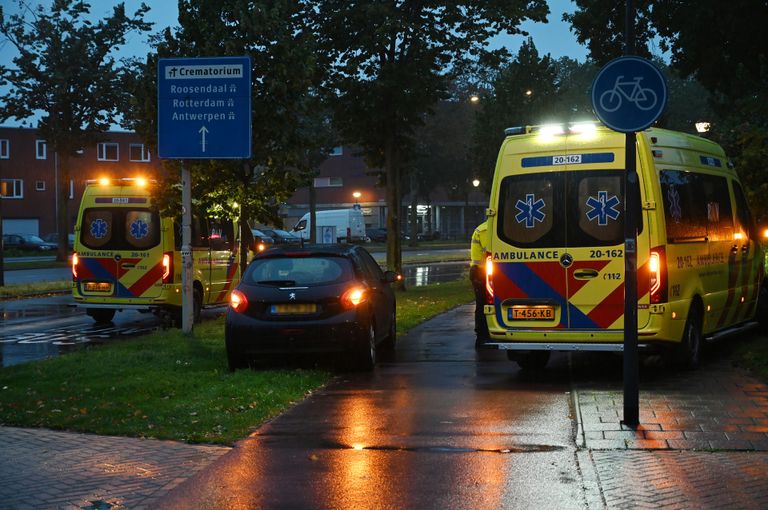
<box><xmin>504</xmin><ymin>122</ymin><xmax>599</xmax><ymax>137</ymax></box>
<box><xmin>86</xmin><ymin>177</ymin><xmax>155</xmax><ymax>187</ymax></box>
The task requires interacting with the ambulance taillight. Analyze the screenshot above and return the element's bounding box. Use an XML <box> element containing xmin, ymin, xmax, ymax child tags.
<box><xmin>72</xmin><ymin>252</ymin><xmax>80</xmax><ymax>280</ymax></box>
<box><xmin>162</xmin><ymin>252</ymin><xmax>173</xmax><ymax>283</ymax></box>
<box><xmin>649</xmin><ymin>247</ymin><xmax>667</xmax><ymax>303</ymax></box>
<box><xmin>485</xmin><ymin>255</ymin><xmax>494</xmax><ymax>304</ymax></box>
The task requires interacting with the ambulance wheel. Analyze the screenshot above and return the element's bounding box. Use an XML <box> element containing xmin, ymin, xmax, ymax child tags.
<box><xmin>193</xmin><ymin>286</ymin><xmax>202</xmax><ymax>324</ymax></box>
<box><xmin>757</xmin><ymin>284</ymin><xmax>768</xmax><ymax>329</ymax></box>
<box><xmin>678</xmin><ymin>305</ymin><xmax>702</xmax><ymax>370</ymax></box>
<box><xmin>509</xmin><ymin>351</ymin><xmax>550</xmax><ymax>371</ymax></box>
<box><xmin>87</xmin><ymin>308</ymin><xmax>115</xmax><ymax>324</ymax></box>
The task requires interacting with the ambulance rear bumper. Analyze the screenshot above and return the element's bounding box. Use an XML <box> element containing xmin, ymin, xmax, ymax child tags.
<box><xmin>483</xmin><ymin>342</ymin><xmax>653</xmax><ymax>352</ymax></box>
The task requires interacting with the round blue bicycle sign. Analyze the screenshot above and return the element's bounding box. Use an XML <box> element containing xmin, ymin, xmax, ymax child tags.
<box><xmin>591</xmin><ymin>56</ymin><xmax>667</xmax><ymax>133</ymax></box>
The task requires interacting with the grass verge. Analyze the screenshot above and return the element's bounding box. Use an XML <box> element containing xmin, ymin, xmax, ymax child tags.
<box><xmin>732</xmin><ymin>330</ymin><xmax>768</xmax><ymax>381</ymax></box>
<box><xmin>0</xmin><ymin>279</ymin><xmax>473</xmax><ymax>444</ymax></box>
<box><xmin>0</xmin><ymin>280</ymin><xmax>71</xmax><ymax>300</ymax></box>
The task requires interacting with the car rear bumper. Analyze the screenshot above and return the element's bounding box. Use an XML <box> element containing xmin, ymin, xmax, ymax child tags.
<box><xmin>225</xmin><ymin>309</ymin><xmax>368</xmax><ymax>355</ymax></box>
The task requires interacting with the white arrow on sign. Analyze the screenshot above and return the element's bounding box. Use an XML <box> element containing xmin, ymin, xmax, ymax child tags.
<box><xmin>199</xmin><ymin>126</ymin><xmax>209</xmax><ymax>153</ymax></box>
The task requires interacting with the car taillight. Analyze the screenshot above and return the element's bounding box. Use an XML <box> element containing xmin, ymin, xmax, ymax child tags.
<box><xmin>72</xmin><ymin>252</ymin><xmax>79</xmax><ymax>280</ymax></box>
<box><xmin>341</xmin><ymin>287</ymin><xmax>367</xmax><ymax>308</ymax></box>
<box><xmin>649</xmin><ymin>247</ymin><xmax>667</xmax><ymax>303</ymax></box>
<box><xmin>162</xmin><ymin>252</ymin><xmax>173</xmax><ymax>283</ymax></box>
<box><xmin>230</xmin><ymin>289</ymin><xmax>248</xmax><ymax>313</ymax></box>
<box><xmin>485</xmin><ymin>255</ymin><xmax>494</xmax><ymax>304</ymax></box>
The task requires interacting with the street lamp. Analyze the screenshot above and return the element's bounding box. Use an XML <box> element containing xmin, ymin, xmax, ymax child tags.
<box><xmin>352</xmin><ymin>191</ymin><xmax>361</xmax><ymax>204</ymax></box>
<box><xmin>695</xmin><ymin>121</ymin><xmax>711</xmax><ymax>133</ymax></box>
<box><xmin>469</xmin><ymin>94</ymin><xmax>480</xmax><ymax>104</ymax></box>
<box><xmin>472</xmin><ymin>178</ymin><xmax>480</xmax><ymax>188</ymax></box>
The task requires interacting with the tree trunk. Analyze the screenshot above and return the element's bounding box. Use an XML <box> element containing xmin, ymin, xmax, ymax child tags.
<box><xmin>56</xmin><ymin>154</ymin><xmax>70</xmax><ymax>263</ymax></box>
<box><xmin>409</xmin><ymin>173</ymin><xmax>418</xmax><ymax>248</ymax></box>
<box><xmin>385</xmin><ymin>138</ymin><xmax>404</xmax><ymax>290</ymax></box>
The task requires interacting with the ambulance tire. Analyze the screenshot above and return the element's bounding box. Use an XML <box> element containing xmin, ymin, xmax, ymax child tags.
<box><xmin>757</xmin><ymin>284</ymin><xmax>768</xmax><ymax>329</ymax></box>
<box><xmin>678</xmin><ymin>305</ymin><xmax>702</xmax><ymax>370</ymax></box>
<box><xmin>88</xmin><ymin>308</ymin><xmax>115</xmax><ymax>324</ymax></box>
<box><xmin>509</xmin><ymin>351</ymin><xmax>550</xmax><ymax>371</ymax></box>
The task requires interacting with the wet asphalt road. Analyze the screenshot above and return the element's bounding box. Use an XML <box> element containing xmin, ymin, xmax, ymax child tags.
<box><xmin>158</xmin><ymin>305</ymin><xmax>588</xmax><ymax>510</ymax></box>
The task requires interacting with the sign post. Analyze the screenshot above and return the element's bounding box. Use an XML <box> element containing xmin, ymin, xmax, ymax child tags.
<box><xmin>591</xmin><ymin>47</ymin><xmax>667</xmax><ymax>426</ymax></box>
<box><xmin>158</xmin><ymin>56</ymin><xmax>252</xmax><ymax>334</ymax></box>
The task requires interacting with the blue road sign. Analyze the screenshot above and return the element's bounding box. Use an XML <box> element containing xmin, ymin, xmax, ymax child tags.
<box><xmin>158</xmin><ymin>56</ymin><xmax>251</xmax><ymax>159</ymax></box>
<box><xmin>591</xmin><ymin>56</ymin><xmax>667</xmax><ymax>133</ymax></box>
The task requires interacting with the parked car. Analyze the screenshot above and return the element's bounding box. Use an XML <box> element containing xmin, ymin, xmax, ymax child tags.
<box><xmin>260</xmin><ymin>228</ymin><xmax>301</xmax><ymax>245</ymax></box>
<box><xmin>2</xmin><ymin>233</ymin><xmax>58</xmax><ymax>252</ymax></box>
<box><xmin>225</xmin><ymin>244</ymin><xmax>398</xmax><ymax>371</ymax></box>
<box><xmin>366</xmin><ymin>227</ymin><xmax>387</xmax><ymax>242</ymax></box>
<box><xmin>42</xmin><ymin>232</ymin><xmax>75</xmax><ymax>249</ymax></box>
<box><xmin>251</xmin><ymin>228</ymin><xmax>275</xmax><ymax>252</ymax></box>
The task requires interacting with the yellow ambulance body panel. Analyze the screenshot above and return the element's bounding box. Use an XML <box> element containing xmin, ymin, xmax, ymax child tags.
<box><xmin>485</xmin><ymin>124</ymin><xmax>764</xmax><ymax>366</ymax></box>
<box><xmin>72</xmin><ymin>179</ymin><xmax>240</xmax><ymax>323</ymax></box>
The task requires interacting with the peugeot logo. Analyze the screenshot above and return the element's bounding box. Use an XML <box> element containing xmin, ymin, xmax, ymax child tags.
<box><xmin>289</xmin><ymin>292</ymin><xmax>296</xmax><ymax>300</ymax></box>
<box><xmin>560</xmin><ymin>253</ymin><xmax>573</xmax><ymax>268</ymax></box>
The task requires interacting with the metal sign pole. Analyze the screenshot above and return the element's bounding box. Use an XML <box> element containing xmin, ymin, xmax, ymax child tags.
<box><xmin>622</xmin><ymin>0</ymin><xmax>640</xmax><ymax>427</ymax></box>
<box><xmin>623</xmin><ymin>133</ymin><xmax>640</xmax><ymax>426</ymax></box>
<box><xmin>181</xmin><ymin>161</ymin><xmax>193</xmax><ymax>334</ymax></box>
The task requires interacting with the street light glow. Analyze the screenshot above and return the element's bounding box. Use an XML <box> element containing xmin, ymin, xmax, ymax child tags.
<box><xmin>695</xmin><ymin>121</ymin><xmax>711</xmax><ymax>133</ymax></box>
<box><xmin>472</xmin><ymin>178</ymin><xmax>480</xmax><ymax>187</ymax></box>
<box><xmin>469</xmin><ymin>95</ymin><xmax>480</xmax><ymax>103</ymax></box>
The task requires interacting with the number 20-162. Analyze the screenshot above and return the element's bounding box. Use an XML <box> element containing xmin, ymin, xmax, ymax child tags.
<box><xmin>590</xmin><ymin>249</ymin><xmax>623</xmax><ymax>258</ymax></box>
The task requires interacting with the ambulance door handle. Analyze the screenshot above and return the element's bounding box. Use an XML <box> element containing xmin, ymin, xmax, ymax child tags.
<box><xmin>573</xmin><ymin>269</ymin><xmax>599</xmax><ymax>279</ymax></box>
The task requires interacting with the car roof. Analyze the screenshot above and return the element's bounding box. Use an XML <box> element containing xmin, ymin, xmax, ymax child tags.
<box><xmin>254</xmin><ymin>243</ymin><xmax>360</xmax><ymax>259</ymax></box>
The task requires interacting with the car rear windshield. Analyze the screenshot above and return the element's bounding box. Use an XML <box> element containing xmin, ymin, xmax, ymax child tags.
<box><xmin>246</xmin><ymin>256</ymin><xmax>355</xmax><ymax>286</ymax></box>
<box><xmin>498</xmin><ymin>170</ymin><xmax>626</xmax><ymax>248</ymax></box>
<box><xmin>80</xmin><ymin>208</ymin><xmax>161</xmax><ymax>250</ymax></box>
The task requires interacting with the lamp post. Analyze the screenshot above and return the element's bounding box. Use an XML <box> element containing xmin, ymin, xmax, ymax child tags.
<box><xmin>352</xmin><ymin>191</ymin><xmax>361</xmax><ymax>205</ymax></box>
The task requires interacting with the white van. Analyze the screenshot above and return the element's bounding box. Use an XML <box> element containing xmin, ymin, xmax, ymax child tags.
<box><xmin>292</xmin><ymin>208</ymin><xmax>366</xmax><ymax>242</ymax></box>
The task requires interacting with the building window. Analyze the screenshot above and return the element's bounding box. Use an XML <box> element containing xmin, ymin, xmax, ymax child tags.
<box><xmin>313</xmin><ymin>177</ymin><xmax>343</xmax><ymax>188</ymax></box>
<box><xmin>0</xmin><ymin>139</ymin><xmax>8</xmax><ymax>159</ymax></box>
<box><xmin>129</xmin><ymin>143</ymin><xmax>150</xmax><ymax>162</ymax></box>
<box><xmin>35</xmin><ymin>180</ymin><xmax>46</xmax><ymax>191</ymax></box>
<box><xmin>36</xmin><ymin>140</ymin><xmax>47</xmax><ymax>160</ymax></box>
<box><xmin>0</xmin><ymin>179</ymin><xmax>23</xmax><ymax>199</ymax></box>
<box><xmin>329</xmin><ymin>146</ymin><xmax>343</xmax><ymax>156</ymax></box>
<box><xmin>97</xmin><ymin>142</ymin><xmax>119</xmax><ymax>161</ymax></box>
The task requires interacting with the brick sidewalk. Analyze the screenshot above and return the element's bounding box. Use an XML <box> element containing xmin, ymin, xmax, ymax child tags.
<box><xmin>574</xmin><ymin>359</ymin><xmax>768</xmax><ymax>450</ymax></box>
<box><xmin>0</xmin><ymin>427</ymin><xmax>229</xmax><ymax>509</ymax></box>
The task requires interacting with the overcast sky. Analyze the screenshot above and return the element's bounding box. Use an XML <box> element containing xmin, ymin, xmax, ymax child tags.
<box><xmin>0</xmin><ymin>0</ymin><xmax>590</xmax><ymax>127</ymax></box>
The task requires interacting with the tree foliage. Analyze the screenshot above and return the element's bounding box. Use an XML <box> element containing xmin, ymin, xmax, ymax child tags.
<box><xmin>566</xmin><ymin>0</ymin><xmax>768</xmax><ymax>219</ymax></box>
<box><xmin>124</xmin><ymin>0</ymin><xmax>332</xmax><ymax>265</ymax></box>
<box><xmin>0</xmin><ymin>0</ymin><xmax>151</xmax><ymax>259</ymax></box>
<box><xmin>312</xmin><ymin>0</ymin><xmax>549</xmax><ymax>277</ymax></box>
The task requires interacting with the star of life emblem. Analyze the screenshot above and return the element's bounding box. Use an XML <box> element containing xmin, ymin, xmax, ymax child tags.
<box><xmin>586</xmin><ymin>190</ymin><xmax>621</xmax><ymax>226</ymax></box>
<box><xmin>289</xmin><ymin>292</ymin><xmax>296</xmax><ymax>300</ymax></box>
<box><xmin>515</xmin><ymin>193</ymin><xmax>546</xmax><ymax>228</ymax></box>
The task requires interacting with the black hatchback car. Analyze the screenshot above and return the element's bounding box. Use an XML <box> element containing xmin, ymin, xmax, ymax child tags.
<box><xmin>225</xmin><ymin>244</ymin><xmax>397</xmax><ymax>371</ymax></box>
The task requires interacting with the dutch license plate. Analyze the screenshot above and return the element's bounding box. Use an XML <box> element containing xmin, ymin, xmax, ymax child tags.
<box><xmin>84</xmin><ymin>282</ymin><xmax>112</xmax><ymax>292</ymax></box>
<box><xmin>271</xmin><ymin>303</ymin><xmax>317</xmax><ymax>314</ymax></box>
<box><xmin>509</xmin><ymin>306</ymin><xmax>555</xmax><ymax>321</ymax></box>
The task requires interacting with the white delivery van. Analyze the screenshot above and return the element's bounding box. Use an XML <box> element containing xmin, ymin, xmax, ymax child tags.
<box><xmin>292</xmin><ymin>208</ymin><xmax>366</xmax><ymax>242</ymax></box>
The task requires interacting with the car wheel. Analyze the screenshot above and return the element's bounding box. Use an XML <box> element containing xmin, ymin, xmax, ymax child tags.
<box><xmin>225</xmin><ymin>334</ymin><xmax>248</xmax><ymax>372</ymax></box>
<box><xmin>87</xmin><ymin>308</ymin><xmax>115</xmax><ymax>324</ymax></box>
<box><xmin>678</xmin><ymin>304</ymin><xmax>702</xmax><ymax>370</ymax></box>
<box><xmin>353</xmin><ymin>323</ymin><xmax>376</xmax><ymax>371</ymax></box>
<box><xmin>509</xmin><ymin>350</ymin><xmax>550</xmax><ymax>371</ymax></box>
<box><xmin>380</xmin><ymin>311</ymin><xmax>397</xmax><ymax>352</ymax></box>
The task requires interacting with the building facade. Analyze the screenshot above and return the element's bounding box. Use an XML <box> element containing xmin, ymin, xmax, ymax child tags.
<box><xmin>0</xmin><ymin>127</ymin><xmax>161</xmax><ymax>237</ymax></box>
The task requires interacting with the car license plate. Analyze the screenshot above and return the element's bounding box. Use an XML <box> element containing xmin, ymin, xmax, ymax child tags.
<box><xmin>83</xmin><ymin>282</ymin><xmax>112</xmax><ymax>292</ymax></box>
<box><xmin>509</xmin><ymin>305</ymin><xmax>555</xmax><ymax>320</ymax></box>
<box><xmin>271</xmin><ymin>303</ymin><xmax>317</xmax><ymax>314</ymax></box>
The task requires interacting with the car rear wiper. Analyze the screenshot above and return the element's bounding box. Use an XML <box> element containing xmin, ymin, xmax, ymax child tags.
<box><xmin>257</xmin><ymin>280</ymin><xmax>297</xmax><ymax>286</ymax></box>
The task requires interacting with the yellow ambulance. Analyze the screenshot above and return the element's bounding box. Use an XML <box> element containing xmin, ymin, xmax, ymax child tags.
<box><xmin>72</xmin><ymin>178</ymin><xmax>240</xmax><ymax>324</ymax></box>
<box><xmin>484</xmin><ymin>124</ymin><xmax>766</xmax><ymax>370</ymax></box>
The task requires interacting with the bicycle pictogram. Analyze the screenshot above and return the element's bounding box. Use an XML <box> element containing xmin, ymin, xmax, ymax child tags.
<box><xmin>598</xmin><ymin>75</ymin><xmax>658</xmax><ymax>113</ymax></box>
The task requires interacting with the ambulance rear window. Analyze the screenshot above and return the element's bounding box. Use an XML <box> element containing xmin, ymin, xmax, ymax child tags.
<box><xmin>498</xmin><ymin>170</ymin><xmax>625</xmax><ymax>248</ymax></box>
<box><xmin>80</xmin><ymin>208</ymin><xmax>160</xmax><ymax>250</ymax></box>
